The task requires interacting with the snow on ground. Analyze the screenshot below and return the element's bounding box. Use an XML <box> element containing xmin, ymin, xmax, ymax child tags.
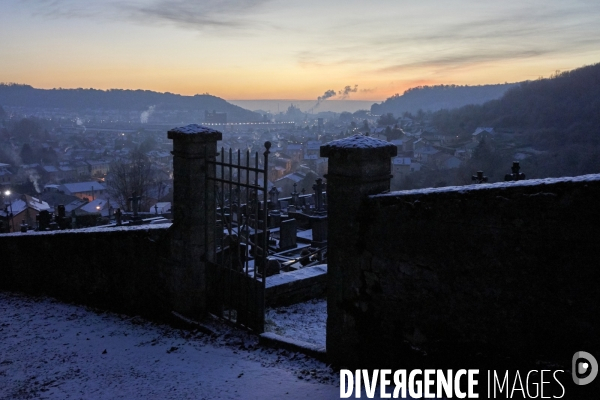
<box><xmin>265</xmin><ymin>299</ymin><xmax>326</xmax><ymax>348</ymax></box>
<box><xmin>0</xmin><ymin>292</ymin><xmax>340</xmax><ymax>400</ymax></box>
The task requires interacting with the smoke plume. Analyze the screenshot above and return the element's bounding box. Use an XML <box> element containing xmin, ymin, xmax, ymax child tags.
<box><xmin>140</xmin><ymin>105</ymin><xmax>156</xmax><ymax>123</ymax></box>
<box><xmin>338</xmin><ymin>85</ymin><xmax>358</xmax><ymax>99</ymax></box>
<box><xmin>315</xmin><ymin>90</ymin><xmax>336</xmax><ymax>108</ymax></box>
<box><xmin>75</xmin><ymin>117</ymin><xmax>86</xmax><ymax>133</ymax></box>
<box><xmin>314</xmin><ymin>84</ymin><xmax>359</xmax><ymax>108</ymax></box>
<box><xmin>28</xmin><ymin>170</ymin><xmax>41</xmax><ymax>194</ymax></box>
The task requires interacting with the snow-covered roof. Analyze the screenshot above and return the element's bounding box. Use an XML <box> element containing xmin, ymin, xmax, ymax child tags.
<box><xmin>275</xmin><ymin>172</ymin><xmax>305</xmax><ymax>184</ymax></box>
<box><xmin>80</xmin><ymin>199</ymin><xmax>110</xmax><ymax>214</ymax></box>
<box><xmin>414</xmin><ymin>146</ymin><xmax>439</xmax><ymax>155</ymax></box>
<box><xmin>306</xmin><ymin>141</ymin><xmax>322</xmax><ymax>150</ymax></box>
<box><xmin>472</xmin><ymin>127</ymin><xmax>495</xmax><ymax>136</ymax></box>
<box><xmin>7</xmin><ymin>195</ymin><xmax>51</xmax><ymax>215</ymax></box>
<box><xmin>60</xmin><ymin>181</ymin><xmax>106</xmax><ymax>194</ymax></box>
<box><xmin>42</xmin><ymin>165</ymin><xmax>59</xmax><ymax>173</ymax></box>
<box><xmin>392</xmin><ymin>157</ymin><xmax>411</xmax><ymax>165</ymax></box>
<box><xmin>64</xmin><ymin>199</ymin><xmax>87</xmax><ymax>212</ymax></box>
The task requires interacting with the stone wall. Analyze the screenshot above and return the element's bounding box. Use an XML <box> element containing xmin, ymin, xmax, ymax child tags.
<box><xmin>0</xmin><ymin>225</ymin><xmax>173</xmax><ymax>320</ymax></box>
<box><xmin>265</xmin><ymin>265</ymin><xmax>327</xmax><ymax>306</ymax></box>
<box><xmin>327</xmin><ymin>172</ymin><xmax>600</xmax><ymax>368</ymax></box>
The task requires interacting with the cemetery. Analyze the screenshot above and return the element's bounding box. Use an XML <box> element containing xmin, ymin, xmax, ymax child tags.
<box><xmin>1</xmin><ymin>126</ymin><xmax>599</xmax><ymax>373</ymax></box>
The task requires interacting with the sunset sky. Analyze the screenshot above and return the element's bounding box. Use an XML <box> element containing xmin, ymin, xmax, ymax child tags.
<box><xmin>1</xmin><ymin>0</ymin><xmax>599</xmax><ymax>102</ymax></box>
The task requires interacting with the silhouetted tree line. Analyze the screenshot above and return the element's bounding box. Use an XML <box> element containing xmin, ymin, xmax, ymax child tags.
<box><xmin>371</xmin><ymin>83</ymin><xmax>517</xmax><ymax>115</ymax></box>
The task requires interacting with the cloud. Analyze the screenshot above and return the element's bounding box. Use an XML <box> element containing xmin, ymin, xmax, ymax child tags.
<box><xmin>377</xmin><ymin>50</ymin><xmax>548</xmax><ymax>74</ymax></box>
<box><xmin>295</xmin><ymin>2</ymin><xmax>600</xmax><ymax>75</ymax></box>
<box><xmin>125</xmin><ymin>0</ymin><xmax>273</xmax><ymax>31</ymax></box>
<box><xmin>24</xmin><ymin>0</ymin><xmax>273</xmax><ymax>32</ymax></box>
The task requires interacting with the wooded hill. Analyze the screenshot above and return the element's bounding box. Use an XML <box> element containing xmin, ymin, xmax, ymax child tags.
<box><xmin>371</xmin><ymin>83</ymin><xmax>517</xmax><ymax>115</ymax></box>
<box><xmin>401</xmin><ymin>62</ymin><xmax>600</xmax><ymax>188</ymax></box>
<box><xmin>0</xmin><ymin>84</ymin><xmax>262</xmax><ymax>122</ymax></box>
<box><xmin>429</xmin><ymin>63</ymin><xmax>600</xmax><ymax>148</ymax></box>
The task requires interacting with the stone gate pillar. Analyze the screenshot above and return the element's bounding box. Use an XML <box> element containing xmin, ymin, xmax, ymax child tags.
<box><xmin>320</xmin><ymin>134</ymin><xmax>397</xmax><ymax>368</ymax></box>
<box><xmin>168</xmin><ymin>124</ymin><xmax>222</xmax><ymax>320</ymax></box>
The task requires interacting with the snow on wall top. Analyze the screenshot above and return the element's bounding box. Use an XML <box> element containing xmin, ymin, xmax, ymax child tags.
<box><xmin>374</xmin><ymin>173</ymin><xmax>600</xmax><ymax>199</ymax></box>
<box><xmin>0</xmin><ymin>223</ymin><xmax>169</xmax><ymax>238</ymax></box>
<box><xmin>323</xmin><ymin>134</ymin><xmax>393</xmax><ymax>149</ymax></box>
<box><xmin>320</xmin><ymin>134</ymin><xmax>397</xmax><ymax>158</ymax></box>
<box><xmin>265</xmin><ymin>264</ymin><xmax>327</xmax><ymax>289</ymax></box>
<box><xmin>168</xmin><ymin>124</ymin><xmax>222</xmax><ymax>136</ymax></box>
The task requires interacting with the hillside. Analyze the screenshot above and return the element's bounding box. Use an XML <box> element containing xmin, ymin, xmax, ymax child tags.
<box><xmin>430</xmin><ymin>63</ymin><xmax>600</xmax><ymax>145</ymax></box>
<box><xmin>0</xmin><ymin>84</ymin><xmax>262</xmax><ymax>122</ymax></box>
<box><xmin>371</xmin><ymin>83</ymin><xmax>517</xmax><ymax>115</ymax></box>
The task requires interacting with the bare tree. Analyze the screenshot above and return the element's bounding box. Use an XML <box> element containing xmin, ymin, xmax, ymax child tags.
<box><xmin>106</xmin><ymin>150</ymin><xmax>154</xmax><ymax>211</ymax></box>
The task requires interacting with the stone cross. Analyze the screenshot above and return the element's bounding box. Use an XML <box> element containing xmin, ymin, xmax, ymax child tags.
<box><xmin>290</xmin><ymin>183</ymin><xmax>299</xmax><ymax>206</ymax></box>
<box><xmin>505</xmin><ymin>161</ymin><xmax>526</xmax><ymax>181</ymax></box>
<box><xmin>471</xmin><ymin>170</ymin><xmax>488</xmax><ymax>184</ymax></box>
<box><xmin>128</xmin><ymin>192</ymin><xmax>142</xmax><ymax>217</ymax></box>
<box><xmin>312</xmin><ymin>178</ymin><xmax>325</xmax><ymax>214</ymax></box>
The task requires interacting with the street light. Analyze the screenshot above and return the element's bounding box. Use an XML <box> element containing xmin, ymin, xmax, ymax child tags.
<box><xmin>4</xmin><ymin>190</ymin><xmax>15</xmax><ymax>233</ymax></box>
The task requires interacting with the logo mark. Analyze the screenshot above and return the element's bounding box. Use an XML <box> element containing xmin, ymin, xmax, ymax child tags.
<box><xmin>572</xmin><ymin>351</ymin><xmax>598</xmax><ymax>385</ymax></box>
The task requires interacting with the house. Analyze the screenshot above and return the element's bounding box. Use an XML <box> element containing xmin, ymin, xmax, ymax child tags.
<box><xmin>472</xmin><ymin>127</ymin><xmax>495</xmax><ymax>142</ymax></box>
<box><xmin>454</xmin><ymin>141</ymin><xmax>479</xmax><ymax>160</ymax></box>
<box><xmin>58</xmin><ymin>181</ymin><xmax>107</xmax><ymax>201</ymax></box>
<box><xmin>304</xmin><ymin>141</ymin><xmax>321</xmax><ymax>160</ymax></box>
<box><xmin>39</xmin><ymin>165</ymin><xmax>60</xmax><ymax>182</ymax></box>
<box><xmin>80</xmin><ymin>199</ymin><xmax>112</xmax><ymax>217</ymax></box>
<box><xmin>429</xmin><ymin>152</ymin><xmax>462</xmax><ymax>169</ymax></box>
<box><xmin>58</xmin><ymin>163</ymin><xmax>78</xmax><ymax>182</ymax></box>
<box><xmin>146</xmin><ymin>150</ymin><xmax>172</xmax><ymax>165</ymax></box>
<box><xmin>86</xmin><ymin>160</ymin><xmax>111</xmax><ymax>178</ymax></box>
<box><xmin>0</xmin><ymin>166</ymin><xmax>12</xmax><ymax>187</ymax></box>
<box><xmin>285</xmin><ymin>144</ymin><xmax>303</xmax><ymax>162</ymax></box>
<box><xmin>413</xmin><ymin>146</ymin><xmax>439</xmax><ymax>163</ymax></box>
<box><xmin>391</xmin><ymin>157</ymin><xmax>412</xmax><ymax>190</ymax></box>
<box><xmin>152</xmin><ymin>202</ymin><xmax>171</xmax><ymax>215</ymax></box>
<box><xmin>0</xmin><ymin>194</ymin><xmax>50</xmax><ymax>232</ymax></box>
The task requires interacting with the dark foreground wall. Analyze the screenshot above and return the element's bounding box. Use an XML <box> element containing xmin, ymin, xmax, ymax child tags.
<box><xmin>330</xmin><ymin>174</ymin><xmax>600</xmax><ymax>368</ymax></box>
<box><xmin>0</xmin><ymin>225</ymin><xmax>172</xmax><ymax>320</ymax></box>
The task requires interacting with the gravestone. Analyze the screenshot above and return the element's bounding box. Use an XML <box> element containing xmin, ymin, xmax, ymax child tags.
<box><xmin>114</xmin><ymin>208</ymin><xmax>122</xmax><ymax>226</ymax></box>
<box><xmin>279</xmin><ymin>218</ymin><xmax>297</xmax><ymax>251</ymax></box>
<box><xmin>38</xmin><ymin>210</ymin><xmax>51</xmax><ymax>231</ymax></box>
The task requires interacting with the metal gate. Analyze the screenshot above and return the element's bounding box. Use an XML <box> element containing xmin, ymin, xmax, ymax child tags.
<box><xmin>205</xmin><ymin>141</ymin><xmax>271</xmax><ymax>333</ymax></box>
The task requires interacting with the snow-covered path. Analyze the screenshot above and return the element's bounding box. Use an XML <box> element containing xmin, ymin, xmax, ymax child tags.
<box><xmin>265</xmin><ymin>299</ymin><xmax>327</xmax><ymax>347</ymax></box>
<box><xmin>0</xmin><ymin>292</ymin><xmax>340</xmax><ymax>399</ymax></box>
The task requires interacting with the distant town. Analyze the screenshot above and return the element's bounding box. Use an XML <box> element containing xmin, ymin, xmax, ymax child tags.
<box><xmin>3</xmin><ymin>63</ymin><xmax>600</xmax><ymax>233</ymax></box>
<box><xmin>0</xmin><ymin>98</ymin><xmax>521</xmax><ymax>234</ymax></box>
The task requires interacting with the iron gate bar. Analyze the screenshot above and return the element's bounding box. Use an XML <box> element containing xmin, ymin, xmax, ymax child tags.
<box><xmin>205</xmin><ymin>141</ymin><xmax>271</xmax><ymax>333</ymax></box>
